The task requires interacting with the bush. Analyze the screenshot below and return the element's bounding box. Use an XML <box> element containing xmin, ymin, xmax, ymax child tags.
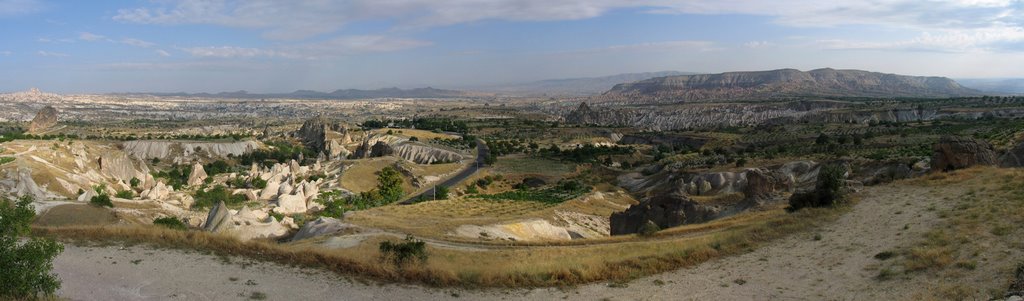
<box><xmin>191</xmin><ymin>185</ymin><xmax>246</xmax><ymax>210</ymax></box>
<box><xmin>0</xmin><ymin>196</ymin><xmax>64</xmax><ymax>299</ymax></box>
<box><xmin>129</xmin><ymin>177</ymin><xmax>141</xmax><ymax>188</ymax></box>
<box><xmin>378</xmin><ymin>235</ymin><xmax>427</xmax><ymax>268</ymax></box>
<box><xmin>638</xmin><ymin>221</ymin><xmax>660</xmax><ymax>236</ymax></box>
<box><xmin>115</xmin><ymin>190</ymin><xmax>134</xmax><ymax>199</ymax></box>
<box><xmin>153</xmin><ymin>216</ymin><xmax>188</xmax><ymax>230</ymax></box>
<box><xmin>789</xmin><ymin>164</ymin><xmax>847</xmax><ymax>211</ymax></box>
<box><xmin>90</xmin><ymin>193</ymin><xmax>113</xmax><ymax>208</ymax></box>
<box><xmin>434</xmin><ymin>185</ymin><xmax>449</xmax><ymax>200</ymax></box>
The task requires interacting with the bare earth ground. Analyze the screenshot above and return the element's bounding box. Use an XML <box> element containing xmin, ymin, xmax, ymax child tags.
<box><xmin>52</xmin><ymin>181</ymin><xmax>998</xmax><ymax>300</ymax></box>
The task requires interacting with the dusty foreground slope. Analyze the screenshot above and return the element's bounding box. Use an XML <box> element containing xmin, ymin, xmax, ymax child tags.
<box><xmin>53</xmin><ymin>171</ymin><xmax>1021</xmax><ymax>300</ymax></box>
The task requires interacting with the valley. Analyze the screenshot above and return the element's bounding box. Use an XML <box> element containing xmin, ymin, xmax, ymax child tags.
<box><xmin>2</xmin><ymin>68</ymin><xmax>1023</xmax><ymax>300</ymax></box>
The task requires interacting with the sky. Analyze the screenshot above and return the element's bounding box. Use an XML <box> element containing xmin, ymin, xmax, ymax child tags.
<box><xmin>0</xmin><ymin>0</ymin><xmax>1023</xmax><ymax>93</ymax></box>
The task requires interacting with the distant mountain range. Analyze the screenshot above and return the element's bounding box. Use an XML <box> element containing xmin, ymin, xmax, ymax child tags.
<box><xmin>601</xmin><ymin>68</ymin><xmax>982</xmax><ymax>102</ymax></box>
<box><xmin>474</xmin><ymin>71</ymin><xmax>695</xmax><ymax>96</ymax></box>
<box><xmin>955</xmin><ymin>78</ymin><xmax>1024</xmax><ymax>95</ymax></box>
<box><xmin>138</xmin><ymin>87</ymin><xmax>481</xmax><ymax>99</ymax></box>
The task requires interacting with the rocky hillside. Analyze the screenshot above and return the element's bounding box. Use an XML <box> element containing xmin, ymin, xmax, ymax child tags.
<box><xmin>601</xmin><ymin>68</ymin><xmax>981</xmax><ymax>103</ymax></box>
<box><xmin>479</xmin><ymin>71</ymin><xmax>692</xmax><ymax>96</ymax></box>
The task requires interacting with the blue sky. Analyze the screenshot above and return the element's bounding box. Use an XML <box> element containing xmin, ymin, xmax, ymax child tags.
<box><xmin>1</xmin><ymin>0</ymin><xmax>1023</xmax><ymax>93</ymax></box>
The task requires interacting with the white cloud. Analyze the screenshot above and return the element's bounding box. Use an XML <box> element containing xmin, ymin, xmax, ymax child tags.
<box><xmin>181</xmin><ymin>35</ymin><xmax>431</xmax><ymax>59</ymax></box>
<box><xmin>113</xmin><ymin>0</ymin><xmax>639</xmax><ymax>40</ymax></box>
<box><xmin>78</xmin><ymin>32</ymin><xmax>106</xmax><ymax>41</ymax></box>
<box><xmin>37</xmin><ymin>50</ymin><xmax>69</xmax><ymax>57</ymax></box>
<box><xmin>180</xmin><ymin>46</ymin><xmax>290</xmax><ymax>59</ymax></box>
<box><xmin>817</xmin><ymin>25</ymin><xmax>1024</xmax><ymax>52</ymax></box>
<box><xmin>743</xmin><ymin>41</ymin><xmax>774</xmax><ymax>48</ymax></box>
<box><xmin>110</xmin><ymin>0</ymin><xmax>1024</xmax><ymax>53</ymax></box>
<box><xmin>120</xmin><ymin>38</ymin><xmax>155</xmax><ymax>48</ymax></box>
<box><xmin>0</xmin><ymin>0</ymin><xmax>43</xmax><ymax>16</ymax></box>
<box><xmin>0</xmin><ymin>51</ymin><xmax>11</xmax><ymax>56</ymax></box>
<box><xmin>155</xmin><ymin>49</ymin><xmax>171</xmax><ymax>57</ymax></box>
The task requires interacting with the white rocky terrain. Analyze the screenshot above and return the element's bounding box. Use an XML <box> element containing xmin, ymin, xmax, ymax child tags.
<box><xmin>122</xmin><ymin>140</ymin><xmax>262</xmax><ymax>164</ymax></box>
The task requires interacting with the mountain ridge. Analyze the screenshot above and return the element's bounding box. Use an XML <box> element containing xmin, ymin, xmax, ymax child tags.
<box><xmin>601</xmin><ymin>68</ymin><xmax>981</xmax><ymax>102</ymax></box>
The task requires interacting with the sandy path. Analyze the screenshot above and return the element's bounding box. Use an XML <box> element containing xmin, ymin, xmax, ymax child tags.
<box><xmin>53</xmin><ymin>183</ymin><xmax>954</xmax><ymax>300</ymax></box>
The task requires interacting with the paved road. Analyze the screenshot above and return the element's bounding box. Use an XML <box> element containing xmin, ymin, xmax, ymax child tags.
<box><xmin>400</xmin><ymin>139</ymin><xmax>487</xmax><ymax>204</ymax></box>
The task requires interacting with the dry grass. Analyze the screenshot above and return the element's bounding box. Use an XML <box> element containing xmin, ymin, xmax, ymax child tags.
<box><xmin>32</xmin><ymin>202</ymin><xmax>843</xmax><ymax>288</ymax></box>
<box><xmin>339</xmin><ymin>157</ymin><xmax>414</xmax><ymax>193</ymax></box>
<box><xmin>893</xmin><ymin>167</ymin><xmax>1024</xmax><ymax>299</ymax></box>
<box><xmin>373</xmin><ymin>128</ymin><xmax>459</xmax><ymax>141</ymax></box>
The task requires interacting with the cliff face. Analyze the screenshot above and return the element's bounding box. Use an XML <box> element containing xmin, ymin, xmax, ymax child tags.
<box><xmin>28</xmin><ymin>106</ymin><xmax>58</xmax><ymax>133</ymax></box>
<box><xmin>603</xmin><ymin>68</ymin><xmax>980</xmax><ymax>103</ymax></box>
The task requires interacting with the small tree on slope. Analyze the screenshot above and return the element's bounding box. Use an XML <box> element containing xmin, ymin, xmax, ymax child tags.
<box><xmin>0</xmin><ymin>196</ymin><xmax>64</xmax><ymax>299</ymax></box>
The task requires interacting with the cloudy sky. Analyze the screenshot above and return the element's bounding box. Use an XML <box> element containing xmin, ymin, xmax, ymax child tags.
<box><xmin>1</xmin><ymin>0</ymin><xmax>1023</xmax><ymax>93</ymax></box>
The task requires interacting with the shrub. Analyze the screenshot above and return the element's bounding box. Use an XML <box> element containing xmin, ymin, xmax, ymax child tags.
<box><xmin>434</xmin><ymin>185</ymin><xmax>449</xmax><ymax>200</ymax></box>
<box><xmin>788</xmin><ymin>163</ymin><xmax>846</xmax><ymax>211</ymax></box>
<box><xmin>0</xmin><ymin>196</ymin><xmax>64</xmax><ymax>299</ymax></box>
<box><xmin>90</xmin><ymin>193</ymin><xmax>113</xmax><ymax>208</ymax></box>
<box><xmin>191</xmin><ymin>185</ymin><xmax>246</xmax><ymax>210</ymax></box>
<box><xmin>465</xmin><ymin>185</ymin><xmax>478</xmax><ymax>194</ymax></box>
<box><xmin>638</xmin><ymin>221</ymin><xmax>660</xmax><ymax>236</ymax></box>
<box><xmin>378</xmin><ymin>235</ymin><xmax>427</xmax><ymax>268</ymax></box>
<box><xmin>129</xmin><ymin>177</ymin><xmax>141</xmax><ymax>188</ymax></box>
<box><xmin>115</xmin><ymin>190</ymin><xmax>134</xmax><ymax>199</ymax></box>
<box><xmin>153</xmin><ymin>216</ymin><xmax>188</xmax><ymax>230</ymax></box>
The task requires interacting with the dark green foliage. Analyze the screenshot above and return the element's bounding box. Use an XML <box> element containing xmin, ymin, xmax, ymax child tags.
<box><xmin>317</xmin><ymin>168</ymin><xmax>405</xmax><ymax>218</ymax></box>
<box><xmin>192</xmin><ymin>185</ymin><xmax>246</xmax><ymax>210</ymax></box>
<box><xmin>114</xmin><ymin>190</ymin><xmax>134</xmax><ymax>199</ymax></box>
<box><xmin>153</xmin><ymin>216</ymin><xmax>188</xmax><ymax>230</ymax></box>
<box><xmin>434</xmin><ymin>185</ymin><xmax>449</xmax><ymax>200</ymax></box>
<box><xmin>129</xmin><ymin>177</ymin><xmax>141</xmax><ymax>188</ymax></box>
<box><xmin>376</xmin><ymin>167</ymin><xmax>404</xmax><ymax>203</ymax></box>
<box><xmin>203</xmin><ymin>160</ymin><xmax>231</xmax><ymax>177</ymax></box>
<box><xmin>0</xmin><ymin>196</ymin><xmax>64</xmax><ymax>299</ymax></box>
<box><xmin>465</xmin><ymin>185</ymin><xmax>479</xmax><ymax>194</ymax></box>
<box><xmin>789</xmin><ymin>164</ymin><xmax>847</xmax><ymax>211</ymax></box>
<box><xmin>236</xmin><ymin>141</ymin><xmax>313</xmax><ymax>167</ymax></box>
<box><xmin>251</xmin><ymin>177</ymin><xmax>268</xmax><ymax>189</ymax></box>
<box><xmin>362</xmin><ymin>117</ymin><xmax>469</xmax><ymax>134</ymax></box>
<box><xmin>152</xmin><ymin>164</ymin><xmax>192</xmax><ymax>190</ymax></box>
<box><xmin>378</xmin><ymin>235</ymin><xmax>427</xmax><ymax>268</ymax></box>
<box><xmin>815</xmin><ymin>133</ymin><xmax>831</xmax><ymax>145</ymax></box>
<box><xmin>90</xmin><ymin>193</ymin><xmax>113</xmax><ymax>208</ymax></box>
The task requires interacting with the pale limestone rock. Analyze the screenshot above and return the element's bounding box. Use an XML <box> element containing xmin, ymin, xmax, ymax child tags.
<box><xmin>187</xmin><ymin>163</ymin><xmax>207</xmax><ymax>186</ymax></box>
<box><xmin>274</xmin><ymin>194</ymin><xmax>307</xmax><ymax>214</ymax></box>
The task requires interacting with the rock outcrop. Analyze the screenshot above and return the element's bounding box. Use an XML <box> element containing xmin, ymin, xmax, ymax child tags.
<box><xmin>392</xmin><ymin>143</ymin><xmax>463</xmax><ymax>164</ymax></box>
<box><xmin>291</xmin><ymin>217</ymin><xmax>353</xmax><ymax>241</ymax></box>
<box><xmin>1001</xmin><ymin>141</ymin><xmax>1024</xmax><ymax>168</ymax></box>
<box><xmin>296</xmin><ymin>116</ymin><xmax>329</xmax><ymax>153</ymax></box>
<box><xmin>187</xmin><ymin>163</ymin><xmax>208</xmax><ymax>186</ymax></box>
<box><xmin>121</xmin><ymin>140</ymin><xmax>260</xmax><ymax>163</ymax></box>
<box><xmin>28</xmin><ymin>106</ymin><xmax>58</xmax><ymax>133</ymax></box>
<box><xmin>202</xmin><ymin>201</ymin><xmax>231</xmax><ymax>232</ymax></box>
<box><xmin>611</xmin><ymin>161</ymin><xmax>822</xmax><ymax>235</ymax></box>
<box><xmin>931</xmin><ymin>136</ymin><xmax>997</xmax><ymax>171</ymax></box>
<box><xmin>609</xmin><ymin>189</ymin><xmax>726</xmax><ymax>235</ymax></box>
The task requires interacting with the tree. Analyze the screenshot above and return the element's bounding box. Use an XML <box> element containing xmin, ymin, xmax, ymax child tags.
<box><xmin>434</xmin><ymin>185</ymin><xmax>449</xmax><ymax>200</ymax></box>
<box><xmin>376</xmin><ymin>167</ymin><xmax>404</xmax><ymax>203</ymax></box>
<box><xmin>0</xmin><ymin>196</ymin><xmax>64</xmax><ymax>299</ymax></box>
<box><xmin>815</xmin><ymin>133</ymin><xmax>831</xmax><ymax>145</ymax></box>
